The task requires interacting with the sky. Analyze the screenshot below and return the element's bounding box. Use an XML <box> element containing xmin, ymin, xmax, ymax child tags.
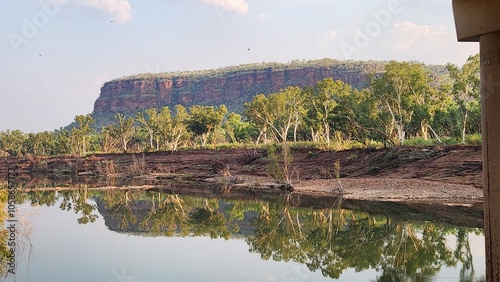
<box><xmin>0</xmin><ymin>0</ymin><xmax>479</xmax><ymax>133</ymax></box>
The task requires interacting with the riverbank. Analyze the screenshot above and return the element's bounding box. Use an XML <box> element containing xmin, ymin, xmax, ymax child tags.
<box><xmin>0</xmin><ymin>145</ymin><xmax>483</xmax><ymax>205</ymax></box>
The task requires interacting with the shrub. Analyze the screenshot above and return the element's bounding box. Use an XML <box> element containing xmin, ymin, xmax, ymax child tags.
<box><xmin>465</xmin><ymin>134</ymin><xmax>482</xmax><ymax>145</ymax></box>
<box><xmin>266</xmin><ymin>143</ymin><xmax>293</xmax><ymax>184</ymax></box>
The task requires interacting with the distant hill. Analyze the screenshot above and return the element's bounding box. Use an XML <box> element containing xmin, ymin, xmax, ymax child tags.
<box><xmin>90</xmin><ymin>59</ymin><xmax>446</xmax><ymax>128</ymax></box>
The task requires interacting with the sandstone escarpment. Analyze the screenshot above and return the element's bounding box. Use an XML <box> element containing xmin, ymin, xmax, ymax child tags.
<box><xmin>92</xmin><ymin>60</ymin><xmax>386</xmax><ymax>118</ymax></box>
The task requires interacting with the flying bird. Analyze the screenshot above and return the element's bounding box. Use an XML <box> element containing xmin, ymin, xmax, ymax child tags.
<box><xmin>39</xmin><ymin>53</ymin><xmax>43</xmax><ymax>57</ymax></box>
<box><xmin>247</xmin><ymin>48</ymin><xmax>250</xmax><ymax>51</ymax></box>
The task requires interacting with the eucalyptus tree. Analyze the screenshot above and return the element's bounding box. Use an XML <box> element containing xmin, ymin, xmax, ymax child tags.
<box><xmin>25</xmin><ymin>131</ymin><xmax>55</xmax><ymax>155</ymax></box>
<box><xmin>223</xmin><ymin>112</ymin><xmax>258</xmax><ymax>144</ymax></box>
<box><xmin>108</xmin><ymin>113</ymin><xmax>136</xmax><ymax>152</ymax></box>
<box><xmin>172</xmin><ymin>105</ymin><xmax>191</xmax><ymax>150</ymax></box>
<box><xmin>243</xmin><ymin>94</ymin><xmax>270</xmax><ymax>144</ymax></box>
<box><xmin>447</xmin><ymin>54</ymin><xmax>480</xmax><ymax>143</ymax></box>
<box><xmin>136</xmin><ymin>108</ymin><xmax>160</xmax><ymax>150</ymax></box>
<box><xmin>72</xmin><ymin>114</ymin><xmax>95</xmax><ymax>155</ymax></box>
<box><xmin>223</xmin><ymin>112</ymin><xmax>241</xmax><ymax>143</ymax></box>
<box><xmin>136</xmin><ymin>105</ymin><xmax>191</xmax><ymax>150</ymax></box>
<box><xmin>24</xmin><ymin>133</ymin><xmax>40</xmax><ymax>155</ymax></box>
<box><xmin>186</xmin><ymin>105</ymin><xmax>227</xmax><ymax>147</ymax></box>
<box><xmin>100</xmin><ymin>125</ymin><xmax>119</xmax><ymax>153</ymax></box>
<box><xmin>290</xmin><ymin>87</ymin><xmax>306</xmax><ymax>142</ymax></box>
<box><xmin>0</xmin><ymin>129</ymin><xmax>27</xmax><ymax>156</ymax></box>
<box><xmin>244</xmin><ymin>86</ymin><xmax>304</xmax><ymax>143</ymax></box>
<box><xmin>306</xmin><ymin>78</ymin><xmax>353</xmax><ymax>146</ymax></box>
<box><xmin>370</xmin><ymin>61</ymin><xmax>433</xmax><ymax>145</ymax></box>
<box><xmin>159</xmin><ymin>105</ymin><xmax>191</xmax><ymax>150</ymax></box>
<box><xmin>53</xmin><ymin>129</ymin><xmax>74</xmax><ymax>155</ymax></box>
<box><xmin>406</xmin><ymin>80</ymin><xmax>451</xmax><ymax>142</ymax></box>
<box><xmin>302</xmin><ymin>88</ymin><xmax>323</xmax><ymax>142</ymax></box>
<box><xmin>332</xmin><ymin>88</ymin><xmax>393</xmax><ymax>145</ymax></box>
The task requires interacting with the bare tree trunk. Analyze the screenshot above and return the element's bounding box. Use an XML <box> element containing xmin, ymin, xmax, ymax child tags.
<box><xmin>293</xmin><ymin>123</ymin><xmax>299</xmax><ymax>142</ymax></box>
<box><xmin>122</xmin><ymin>137</ymin><xmax>128</xmax><ymax>151</ymax></box>
<box><xmin>310</xmin><ymin>128</ymin><xmax>319</xmax><ymax>142</ymax></box>
<box><xmin>427</xmin><ymin>124</ymin><xmax>444</xmax><ymax>145</ymax></box>
<box><xmin>324</xmin><ymin>122</ymin><xmax>330</xmax><ymax>147</ymax></box>
<box><xmin>462</xmin><ymin>109</ymin><xmax>468</xmax><ymax>143</ymax></box>
<box><xmin>149</xmin><ymin>131</ymin><xmax>154</xmax><ymax>149</ymax></box>
<box><xmin>420</xmin><ymin>120</ymin><xmax>429</xmax><ymax>140</ymax></box>
<box><xmin>396</xmin><ymin>122</ymin><xmax>405</xmax><ymax>145</ymax></box>
<box><xmin>82</xmin><ymin>135</ymin><xmax>86</xmax><ymax>155</ymax></box>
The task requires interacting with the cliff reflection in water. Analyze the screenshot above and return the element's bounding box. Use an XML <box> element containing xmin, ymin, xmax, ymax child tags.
<box><xmin>17</xmin><ymin>189</ymin><xmax>485</xmax><ymax>281</ymax></box>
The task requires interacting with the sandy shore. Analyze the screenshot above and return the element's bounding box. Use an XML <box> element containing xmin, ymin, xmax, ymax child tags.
<box><xmin>294</xmin><ymin>177</ymin><xmax>483</xmax><ymax>204</ymax></box>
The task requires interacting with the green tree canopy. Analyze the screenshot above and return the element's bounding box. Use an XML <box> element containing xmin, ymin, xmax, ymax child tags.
<box><xmin>370</xmin><ymin>61</ymin><xmax>433</xmax><ymax>145</ymax></box>
<box><xmin>447</xmin><ymin>54</ymin><xmax>480</xmax><ymax>143</ymax></box>
<box><xmin>187</xmin><ymin>105</ymin><xmax>227</xmax><ymax>146</ymax></box>
<box><xmin>244</xmin><ymin>86</ymin><xmax>304</xmax><ymax>143</ymax></box>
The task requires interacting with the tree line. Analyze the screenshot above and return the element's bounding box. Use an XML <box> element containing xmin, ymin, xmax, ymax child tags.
<box><xmin>0</xmin><ymin>55</ymin><xmax>480</xmax><ymax>157</ymax></box>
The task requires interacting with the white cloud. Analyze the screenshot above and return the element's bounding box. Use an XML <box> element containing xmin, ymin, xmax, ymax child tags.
<box><xmin>203</xmin><ymin>0</ymin><xmax>249</xmax><ymax>15</ymax></box>
<box><xmin>386</xmin><ymin>21</ymin><xmax>478</xmax><ymax>64</ymax></box>
<box><xmin>393</xmin><ymin>21</ymin><xmax>446</xmax><ymax>53</ymax></box>
<box><xmin>72</xmin><ymin>0</ymin><xmax>133</xmax><ymax>23</ymax></box>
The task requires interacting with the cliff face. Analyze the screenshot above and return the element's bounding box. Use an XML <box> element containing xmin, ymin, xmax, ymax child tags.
<box><xmin>92</xmin><ymin>61</ymin><xmax>386</xmax><ymax>118</ymax></box>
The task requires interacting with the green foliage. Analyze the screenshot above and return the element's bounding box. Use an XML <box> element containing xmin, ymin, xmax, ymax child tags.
<box><xmin>465</xmin><ymin>134</ymin><xmax>482</xmax><ymax>145</ymax></box>
<box><xmin>136</xmin><ymin>108</ymin><xmax>160</xmax><ymax>150</ymax></box>
<box><xmin>447</xmin><ymin>54</ymin><xmax>481</xmax><ymax>143</ymax></box>
<box><xmin>53</xmin><ymin>129</ymin><xmax>73</xmax><ymax>155</ymax></box>
<box><xmin>223</xmin><ymin>112</ymin><xmax>259</xmax><ymax>143</ymax></box>
<box><xmin>59</xmin><ymin>189</ymin><xmax>99</xmax><ymax>224</ymax></box>
<box><xmin>187</xmin><ymin>105</ymin><xmax>228</xmax><ymax>147</ymax></box>
<box><xmin>107</xmin><ymin>113</ymin><xmax>136</xmax><ymax>151</ymax></box>
<box><xmin>265</xmin><ymin>144</ymin><xmax>283</xmax><ymax>182</ymax></box>
<box><xmin>370</xmin><ymin>61</ymin><xmax>435</xmax><ymax>145</ymax></box>
<box><xmin>266</xmin><ymin>144</ymin><xmax>294</xmax><ymax>184</ymax></box>
<box><xmin>244</xmin><ymin>86</ymin><xmax>304</xmax><ymax>143</ymax></box>
<box><xmin>0</xmin><ymin>129</ymin><xmax>27</xmax><ymax>156</ymax></box>
<box><xmin>306</xmin><ymin>78</ymin><xmax>353</xmax><ymax>146</ymax></box>
<box><xmin>72</xmin><ymin>114</ymin><xmax>95</xmax><ymax>155</ymax></box>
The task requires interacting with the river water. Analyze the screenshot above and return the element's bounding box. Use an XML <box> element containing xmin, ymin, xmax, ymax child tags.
<box><xmin>4</xmin><ymin>189</ymin><xmax>485</xmax><ymax>282</ymax></box>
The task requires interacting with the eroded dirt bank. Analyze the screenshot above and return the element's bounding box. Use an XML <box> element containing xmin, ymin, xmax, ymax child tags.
<box><xmin>0</xmin><ymin>145</ymin><xmax>482</xmax><ymax>199</ymax></box>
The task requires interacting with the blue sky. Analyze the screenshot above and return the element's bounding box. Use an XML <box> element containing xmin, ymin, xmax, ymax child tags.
<box><xmin>0</xmin><ymin>0</ymin><xmax>478</xmax><ymax>132</ymax></box>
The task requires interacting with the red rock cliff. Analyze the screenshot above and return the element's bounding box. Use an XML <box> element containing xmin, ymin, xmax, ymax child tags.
<box><xmin>92</xmin><ymin>60</ymin><xmax>386</xmax><ymax>116</ymax></box>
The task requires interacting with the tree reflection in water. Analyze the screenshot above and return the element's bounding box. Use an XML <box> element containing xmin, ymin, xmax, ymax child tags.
<box><xmin>17</xmin><ymin>190</ymin><xmax>485</xmax><ymax>281</ymax></box>
<box><xmin>16</xmin><ymin>189</ymin><xmax>100</xmax><ymax>225</ymax></box>
<box><xmin>248</xmin><ymin>195</ymin><xmax>484</xmax><ymax>282</ymax></box>
<box><xmin>59</xmin><ymin>189</ymin><xmax>99</xmax><ymax>224</ymax></box>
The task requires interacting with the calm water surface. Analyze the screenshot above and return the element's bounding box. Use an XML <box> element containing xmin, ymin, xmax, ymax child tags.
<box><xmin>5</xmin><ymin>190</ymin><xmax>485</xmax><ymax>282</ymax></box>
